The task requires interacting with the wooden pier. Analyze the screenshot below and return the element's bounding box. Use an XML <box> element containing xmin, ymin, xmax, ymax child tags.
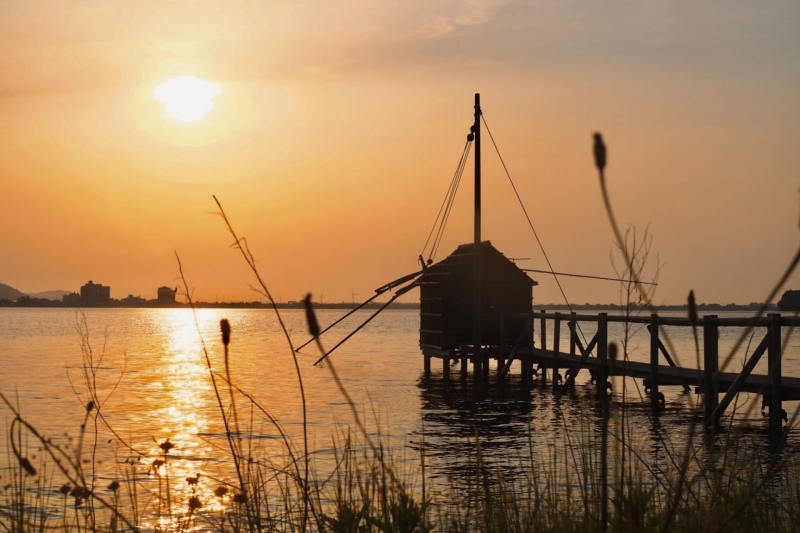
<box><xmin>422</xmin><ymin>311</ymin><xmax>800</xmax><ymax>444</ymax></box>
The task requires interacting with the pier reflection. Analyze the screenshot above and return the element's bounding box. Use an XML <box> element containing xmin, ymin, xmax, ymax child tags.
<box><xmin>411</xmin><ymin>371</ymin><xmax>784</xmax><ymax>498</ymax></box>
<box><xmin>412</xmin><ymin>372</ymin><xmax>601</xmax><ymax>493</ymax></box>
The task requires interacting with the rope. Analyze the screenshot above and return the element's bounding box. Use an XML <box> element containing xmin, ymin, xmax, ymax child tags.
<box><xmin>431</xmin><ymin>142</ymin><xmax>471</xmax><ymax>261</ymax></box>
<box><xmin>521</xmin><ymin>269</ymin><xmax>657</xmax><ymax>286</ymax></box>
<box><xmin>420</xmin><ymin>139</ymin><xmax>472</xmax><ymax>264</ymax></box>
<box><xmin>481</xmin><ymin>113</ymin><xmax>590</xmax><ymax>346</ymax></box>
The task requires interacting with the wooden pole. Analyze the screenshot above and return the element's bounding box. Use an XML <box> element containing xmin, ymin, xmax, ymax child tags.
<box><xmin>570</xmin><ymin>312</ymin><xmax>577</xmax><ymax>357</ymax></box>
<box><xmin>524</xmin><ymin>312</ymin><xmax>534</xmax><ymax>385</ymax></box>
<box><xmin>703</xmin><ymin>315</ymin><xmax>719</xmax><ymax>424</ymax></box>
<box><xmin>553</xmin><ymin>312</ymin><xmax>561</xmax><ymax>388</ymax></box>
<box><xmin>424</xmin><ymin>354</ymin><xmax>431</xmax><ymax>376</ymax></box>
<box><xmin>597</xmin><ymin>313</ymin><xmax>608</xmax><ymax>401</ymax></box>
<box><xmin>709</xmin><ymin>330</ymin><xmax>771</xmax><ymax>427</ymax></box>
<box><xmin>560</xmin><ymin>329</ymin><xmax>599</xmax><ymax>390</ymax></box>
<box><xmin>769</xmin><ymin>313</ymin><xmax>782</xmax><ymax>447</ymax></box>
<box><xmin>646</xmin><ymin>325</ymin><xmax>691</xmax><ymax>392</ymax></box>
<box><xmin>443</xmin><ymin>355</ymin><xmax>450</xmax><ymax>380</ymax></box>
<box><xmin>540</xmin><ymin>310</ymin><xmax>547</xmax><ymax>384</ymax></box>
<box><xmin>473</xmin><ymin>93</ymin><xmax>482</xmax><ymax>383</ymax></box>
<box><xmin>498</xmin><ymin>312</ymin><xmax>506</xmax><ymax>374</ymax></box>
<box><xmin>650</xmin><ymin>314</ymin><xmax>659</xmax><ymax>416</ymax></box>
<box><xmin>499</xmin><ymin>314</ymin><xmax>534</xmax><ymax>378</ymax></box>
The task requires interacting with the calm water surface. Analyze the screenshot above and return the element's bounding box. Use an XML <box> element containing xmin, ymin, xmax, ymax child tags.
<box><xmin>1</xmin><ymin>308</ymin><xmax>798</xmax><ymax>503</ymax></box>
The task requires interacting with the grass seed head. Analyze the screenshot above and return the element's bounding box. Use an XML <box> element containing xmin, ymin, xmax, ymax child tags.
<box><xmin>188</xmin><ymin>496</ymin><xmax>202</xmax><ymax>511</ymax></box>
<box><xmin>688</xmin><ymin>290</ymin><xmax>698</xmax><ymax>322</ymax></box>
<box><xmin>593</xmin><ymin>132</ymin><xmax>606</xmax><ymax>172</ymax></box>
<box><xmin>19</xmin><ymin>457</ymin><xmax>37</xmax><ymax>476</ymax></box>
<box><xmin>220</xmin><ymin>319</ymin><xmax>231</xmax><ymax>346</ymax></box>
<box><xmin>108</xmin><ymin>480</ymin><xmax>120</xmax><ymax>492</ymax></box>
<box><xmin>303</xmin><ymin>294</ymin><xmax>321</xmax><ymax>337</ymax></box>
<box><xmin>159</xmin><ymin>438</ymin><xmax>175</xmax><ymax>454</ymax></box>
<box><xmin>609</xmin><ymin>342</ymin><xmax>618</xmax><ymax>361</ymax></box>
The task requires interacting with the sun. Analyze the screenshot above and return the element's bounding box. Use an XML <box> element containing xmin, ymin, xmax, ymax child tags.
<box><xmin>153</xmin><ymin>76</ymin><xmax>221</xmax><ymax>123</ymax></box>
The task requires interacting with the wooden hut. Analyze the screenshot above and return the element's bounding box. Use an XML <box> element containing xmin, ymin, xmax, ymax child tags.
<box><xmin>417</xmin><ymin>241</ymin><xmax>536</xmax><ymax>356</ymax></box>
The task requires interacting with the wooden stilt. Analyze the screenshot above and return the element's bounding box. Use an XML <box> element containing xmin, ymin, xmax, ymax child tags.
<box><xmin>646</xmin><ymin>324</ymin><xmax>691</xmax><ymax>392</ymax></box>
<box><xmin>553</xmin><ymin>312</ymin><xmax>561</xmax><ymax>388</ymax></box>
<box><xmin>424</xmin><ymin>355</ymin><xmax>431</xmax><ymax>376</ymax></box>
<box><xmin>650</xmin><ymin>314</ymin><xmax>660</xmax><ymax>417</ymax></box>
<box><xmin>524</xmin><ymin>313</ymin><xmax>534</xmax><ymax>385</ymax></box>
<box><xmin>570</xmin><ymin>312</ymin><xmax>577</xmax><ymax>357</ymax></box>
<box><xmin>769</xmin><ymin>313</ymin><xmax>783</xmax><ymax>448</ymax></box>
<box><xmin>597</xmin><ymin>313</ymin><xmax>608</xmax><ymax>401</ymax></box>
<box><xmin>710</xmin><ymin>330</ymin><xmax>771</xmax><ymax>427</ymax></box>
<box><xmin>461</xmin><ymin>355</ymin><xmax>468</xmax><ymax>378</ymax></box>
<box><xmin>703</xmin><ymin>315</ymin><xmax>719</xmax><ymax>424</ymax></box>
<box><xmin>540</xmin><ymin>310</ymin><xmax>547</xmax><ymax>384</ymax></box>
<box><xmin>443</xmin><ymin>356</ymin><xmax>450</xmax><ymax>380</ymax></box>
<box><xmin>560</xmin><ymin>323</ymin><xmax>600</xmax><ymax>391</ymax></box>
<box><xmin>497</xmin><ymin>313</ymin><xmax>506</xmax><ymax>374</ymax></box>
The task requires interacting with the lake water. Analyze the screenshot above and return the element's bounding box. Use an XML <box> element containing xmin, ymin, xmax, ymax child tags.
<box><xmin>1</xmin><ymin>307</ymin><xmax>798</xmax><ymax>507</ymax></box>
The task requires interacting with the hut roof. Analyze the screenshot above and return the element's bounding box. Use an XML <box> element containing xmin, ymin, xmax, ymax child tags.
<box><xmin>417</xmin><ymin>241</ymin><xmax>537</xmax><ymax>287</ymax></box>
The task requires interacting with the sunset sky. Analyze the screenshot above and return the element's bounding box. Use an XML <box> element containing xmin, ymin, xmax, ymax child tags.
<box><xmin>1</xmin><ymin>1</ymin><xmax>798</xmax><ymax>305</ymax></box>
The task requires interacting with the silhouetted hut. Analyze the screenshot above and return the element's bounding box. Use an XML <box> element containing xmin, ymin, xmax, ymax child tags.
<box><xmin>417</xmin><ymin>241</ymin><xmax>536</xmax><ymax>355</ymax></box>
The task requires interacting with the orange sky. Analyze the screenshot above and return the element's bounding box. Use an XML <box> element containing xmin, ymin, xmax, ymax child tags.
<box><xmin>1</xmin><ymin>1</ymin><xmax>798</xmax><ymax>305</ymax></box>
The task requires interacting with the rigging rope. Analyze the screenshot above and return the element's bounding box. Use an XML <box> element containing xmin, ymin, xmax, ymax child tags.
<box><xmin>420</xmin><ymin>139</ymin><xmax>472</xmax><ymax>264</ymax></box>
<box><xmin>481</xmin><ymin>113</ymin><xmax>591</xmax><ymax>346</ymax></box>
<box><xmin>431</xmin><ymin>142</ymin><xmax>471</xmax><ymax>261</ymax></box>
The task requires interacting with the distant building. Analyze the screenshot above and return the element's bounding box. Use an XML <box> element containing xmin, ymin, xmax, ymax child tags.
<box><xmin>80</xmin><ymin>281</ymin><xmax>111</xmax><ymax>306</ymax></box>
<box><xmin>157</xmin><ymin>286</ymin><xmax>177</xmax><ymax>303</ymax></box>
<box><xmin>62</xmin><ymin>292</ymin><xmax>81</xmax><ymax>306</ymax></box>
<box><xmin>120</xmin><ymin>294</ymin><xmax>147</xmax><ymax>307</ymax></box>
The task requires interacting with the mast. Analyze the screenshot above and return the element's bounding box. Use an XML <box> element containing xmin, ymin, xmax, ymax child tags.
<box><xmin>473</xmin><ymin>93</ymin><xmax>482</xmax><ymax>375</ymax></box>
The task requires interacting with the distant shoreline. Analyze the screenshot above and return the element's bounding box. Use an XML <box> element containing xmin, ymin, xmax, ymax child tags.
<box><xmin>0</xmin><ymin>299</ymin><xmax>777</xmax><ymax>312</ymax></box>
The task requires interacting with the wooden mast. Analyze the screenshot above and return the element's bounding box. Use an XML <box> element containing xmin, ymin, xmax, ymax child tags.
<box><xmin>473</xmin><ymin>93</ymin><xmax>482</xmax><ymax>376</ymax></box>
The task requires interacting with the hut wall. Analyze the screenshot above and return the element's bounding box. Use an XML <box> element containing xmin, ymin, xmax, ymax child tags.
<box><xmin>419</xmin><ymin>242</ymin><xmax>534</xmax><ymax>352</ymax></box>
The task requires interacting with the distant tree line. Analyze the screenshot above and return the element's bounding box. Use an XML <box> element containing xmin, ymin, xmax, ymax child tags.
<box><xmin>5</xmin><ymin>296</ymin><xmax>798</xmax><ymax>312</ymax></box>
<box><xmin>777</xmin><ymin>290</ymin><xmax>800</xmax><ymax>312</ymax></box>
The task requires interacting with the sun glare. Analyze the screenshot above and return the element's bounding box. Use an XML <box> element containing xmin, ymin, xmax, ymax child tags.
<box><xmin>153</xmin><ymin>76</ymin><xmax>221</xmax><ymax>123</ymax></box>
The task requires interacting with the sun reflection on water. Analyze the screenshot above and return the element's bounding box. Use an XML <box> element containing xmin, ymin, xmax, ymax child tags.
<box><xmin>145</xmin><ymin>310</ymin><xmax>230</xmax><ymax>517</ymax></box>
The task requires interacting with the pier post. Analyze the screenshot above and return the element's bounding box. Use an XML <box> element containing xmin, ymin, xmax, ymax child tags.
<box><xmin>703</xmin><ymin>315</ymin><xmax>719</xmax><ymax>424</ymax></box>
<box><xmin>597</xmin><ymin>313</ymin><xmax>608</xmax><ymax>401</ymax></box>
<box><xmin>650</xmin><ymin>314</ymin><xmax>660</xmax><ymax>416</ymax></box>
<box><xmin>540</xmin><ymin>310</ymin><xmax>547</xmax><ymax>384</ymax></box>
<box><xmin>769</xmin><ymin>313</ymin><xmax>783</xmax><ymax>447</ymax></box>
<box><xmin>443</xmin><ymin>354</ymin><xmax>450</xmax><ymax>380</ymax></box>
<box><xmin>569</xmin><ymin>312</ymin><xmax>577</xmax><ymax>357</ymax></box>
<box><xmin>523</xmin><ymin>312</ymin><xmax>534</xmax><ymax>385</ymax></box>
<box><xmin>553</xmin><ymin>312</ymin><xmax>561</xmax><ymax>388</ymax></box>
<box><xmin>498</xmin><ymin>313</ymin><xmax>506</xmax><ymax>374</ymax></box>
<box><xmin>461</xmin><ymin>355</ymin><xmax>468</xmax><ymax>379</ymax></box>
<box><xmin>473</xmin><ymin>351</ymin><xmax>481</xmax><ymax>380</ymax></box>
<box><xmin>424</xmin><ymin>355</ymin><xmax>431</xmax><ymax>376</ymax></box>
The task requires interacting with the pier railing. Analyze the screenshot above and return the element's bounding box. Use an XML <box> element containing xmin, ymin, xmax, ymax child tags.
<box><xmin>422</xmin><ymin>310</ymin><xmax>799</xmax><ymax>444</ymax></box>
